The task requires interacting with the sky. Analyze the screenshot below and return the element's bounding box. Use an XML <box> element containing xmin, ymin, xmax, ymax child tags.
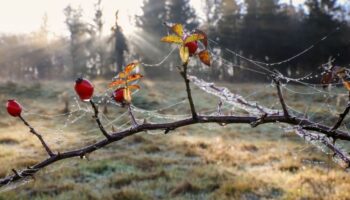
<box><xmin>0</xmin><ymin>0</ymin><xmax>144</xmax><ymax>36</ymax></box>
<box><xmin>0</xmin><ymin>0</ymin><xmax>346</xmax><ymax>36</ymax></box>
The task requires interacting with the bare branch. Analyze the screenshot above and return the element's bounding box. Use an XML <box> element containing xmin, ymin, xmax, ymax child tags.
<box><xmin>188</xmin><ymin>75</ymin><xmax>278</xmax><ymax>115</ymax></box>
<box><xmin>3</xmin><ymin>74</ymin><xmax>350</xmax><ymax>189</ymax></box>
<box><xmin>273</xmin><ymin>77</ymin><xmax>290</xmax><ymax>118</ymax></box>
<box><xmin>3</xmin><ymin>113</ymin><xmax>350</xmax><ymax>187</ymax></box>
<box><xmin>19</xmin><ymin>116</ymin><xmax>55</xmax><ymax>157</ymax></box>
<box><xmin>128</xmin><ymin>104</ymin><xmax>138</xmax><ymax>127</ymax></box>
<box><xmin>331</xmin><ymin>91</ymin><xmax>350</xmax><ymax>132</ymax></box>
<box><xmin>11</xmin><ymin>169</ymin><xmax>21</xmax><ymax>178</ymax></box>
<box><xmin>296</xmin><ymin>128</ymin><xmax>350</xmax><ymax>167</ymax></box>
<box><xmin>89</xmin><ymin>100</ymin><xmax>112</xmax><ymax>140</ymax></box>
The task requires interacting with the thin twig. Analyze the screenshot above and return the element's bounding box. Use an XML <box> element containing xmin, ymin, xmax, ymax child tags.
<box><xmin>217</xmin><ymin>99</ymin><xmax>223</xmax><ymax>115</ymax></box>
<box><xmin>128</xmin><ymin>104</ymin><xmax>138</xmax><ymax>127</ymax></box>
<box><xmin>19</xmin><ymin>115</ymin><xmax>55</xmax><ymax>157</ymax></box>
<box><xmin>250</xmin><ymin>113</ymin><xmax>268</xmax><ymax>127</ymax></box>
<box><xmin>89</xmin><ymin>100</ymin><xmax>111</xmax><ymax>139</ymax></box>
<box><xmin>331</xmin><ymin>91</ymin><xmax>350</xmax><ymax>132</ymax></box>
<box><xmin>11</xmin><ymin>169</ymin><xmax>21</xmax><ymax>178</ymax></box>
<box><xmin>296</xmin><ymin>128</ymin><xmax>350</xmax><ymax>167</ymax></box>
<box><xmin>273</xmin><ymin>77</ymin><xmax>290</xmax><ymax>118</ymax></box>
<box><xmin>179</xmin><ymin>62</ymin><xmax>198</xmax><ymax>120</ymax></box>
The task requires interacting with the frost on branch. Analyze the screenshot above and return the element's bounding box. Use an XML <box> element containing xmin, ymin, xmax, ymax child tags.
<box><xmin>295</xmin><ymin>128</ymin><xmax>350</xmax><ymax>168</ymax></box>
<box><xmin>189</xmin><ymin>74</ymin><xmax>350</xmax><ymax>167</ymax></box>
<box><xmin>188</xmin><ymin>75</ymin><xmax>278</xmax><ymax>116</ymax></box>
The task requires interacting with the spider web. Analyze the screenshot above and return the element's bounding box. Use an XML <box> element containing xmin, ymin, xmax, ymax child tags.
<box><xmin>4</xmin><ymin>24</ymin><xmax>350</xmax><ymax>192</ymax></box>
<box><xmin>26</xmin><ymin>24</ymin><xmax>349</xmax><ymax>154</ymax></box>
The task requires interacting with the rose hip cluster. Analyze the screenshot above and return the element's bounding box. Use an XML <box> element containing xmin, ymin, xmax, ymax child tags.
<box><xmin>74</xmin><ymin>78</ymin><xmax>127</xmax><ymax>104</ymax></box>
<box><xmin>6</xmin><ymin>78</ymin><xmax>127</xmax><ymax>118</ymax></box>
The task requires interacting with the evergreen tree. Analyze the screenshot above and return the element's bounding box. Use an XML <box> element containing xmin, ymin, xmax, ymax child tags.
<box><xmin>166</xmin><ymin>0</ymin><xmax>198</xmax><ymax>30</ymax></box>
<box><xmin>91</xmin><ymin>0</ymin><xmax>107</xmax><ymax>76</ymax></box>
<box><xmin>202</xmin><ymin>0</ymin><xmax>221</xmax><ymax>34</ymax></box>
<box><xmin>217</xmin><ymin>0</ymin><xmax>241</xmax><ymax>49</ymax></box>
<box><xmin>302</xmin><ymin>0</ymin><xmax>347</xmax><ymax>69</ymax></box>
<box><xmin>216</xmin><ymin>0</ymin><xmax>242</xmax><ymax>79</ymax></box>
<box><xmin>305</xmin><ymin>0</ymin><xmax>340</xmax><ymax>19</ymax></box>
<box><xmin>241</xmin><ymin>0</ymin><xmax>281</xmax><ymax>57</ymax></box>
<box><xmin>35</xmin><ymin>13</ymin><xmax>53</xmax><ymax>79</ymax></box>
<box><xmin>136</xmin><ymin>0</ymin><xmax>167</xmax><ymax>36</ymax></box>
<box><xmin>135</xmin><ymin>0</ymin><xmax>178</xmax><ymax>79</ymax></box>
<box><xmin>64</xmin><ymin>5</ymin><xmax>90</xmax><ymax>77</ymax></box>
<box><xmin>110</xmin><ymin>11</ymin><xmax>129</xmax><ymax>73</ymax></box>
<box><xmin>93</xmin><ymin>0</ymin><xmax>103</xmax><ymax>36</ymax></box>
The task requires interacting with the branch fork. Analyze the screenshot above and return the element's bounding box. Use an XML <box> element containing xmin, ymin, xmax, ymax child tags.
<box><xmin>273</xmin><ymin>77</ymin><xmax>290</xmax><ymax>119</ymax></box>
<box><xmin>128</xmin><ymin>104</ymin><xmax>139</xmax><ymax>128</ymax></box>
<box><xmin>89</xmin><ymin>100</ymin><xmax>112</xmax><ymax>140</ymax></box>
<box><xmin>250</xmin><ymin>113</ymin><xmax>268</xmax><ymax>127</ymax></box>
<box><xmin>19</xmin><ymin>115</ymin><xmax>55</xmax><ymax>157</ymax></box>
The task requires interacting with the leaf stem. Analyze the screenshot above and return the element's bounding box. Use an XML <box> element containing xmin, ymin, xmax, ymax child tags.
<box><xmin>180</xmin><ymin>62</ymin><xmax>198</xmax><ymax>120</ymax></box>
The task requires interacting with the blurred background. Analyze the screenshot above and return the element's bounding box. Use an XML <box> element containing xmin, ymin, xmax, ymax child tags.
<box><xmin>2</xmin><ymin>1</ymin><xmax>350</xmax><ymax>199</ymax></box>
<box><xmin>0</xmin><ymin>0</ymin><xmax>349</xmax><ymax>82</ymax></box>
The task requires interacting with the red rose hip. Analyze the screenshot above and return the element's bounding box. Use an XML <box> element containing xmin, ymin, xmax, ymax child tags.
<box><xmin>113</xmin><ymin>88</ymin><xmax>125</xmax><ymax>103</ymax></box>
<box><xmin>75</xmin><ymin>78</ymin><xmax>94</xmax><ymax>101</ymax></box>
<box><xmin>6</xmin><ymin>99</ymin><xmax>22</xmax><ymax>117</ymax></box>
<box><xmin>185</xmin><ymin>41</ymin><xmax>198</xmax><ymax>56</ymax></box>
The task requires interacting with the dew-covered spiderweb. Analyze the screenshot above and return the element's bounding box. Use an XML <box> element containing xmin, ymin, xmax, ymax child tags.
<box><xmin>4</xmin><ymin>23</ymin><xmax>350</xmax><ymax>191</ymax></box>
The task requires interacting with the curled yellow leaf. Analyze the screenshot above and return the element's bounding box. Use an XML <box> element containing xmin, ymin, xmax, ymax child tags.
<box><xmin>118</xmin><ymin>71</ymin><xmax>126</xmax><ymax>79</ymax></box>
<box><xmin>184</xmin><ymin>33</ymin><xmax>205</xmax><ymax>44</ymax></box>
<box><xmin>124</xmin><ymin>62</ymin><xmax>139</xmax><ymax>74</ymax></box>
<box><xmin>128</xmin><ymin>85</ymin><xmax>141</xmax><ymax>90</ymax></box>
<box><xmin>109</xmin><ymin>79</ymin><xmax>126</xmax><ymax>88</ymax></box>
<box><xmin>127</xmin><ymin>73</ymin><xmax>143</xmax><ymax>82</ymax></box>
<box><xmin>343</xmin><ymin>81</ymin><xmax>350</xmax><ymax>91</ymax></box>
<box><xmin>161</xmin><ymin>35</ymin><xmax>183</xmax><ymax>44</ymax></box>
<box><xmin>179</xmin><ymin>45</ymin><xmax>189</xmax><ymax>64</ymax></box>
<box><xmin>198</xmin><ymin>50</ymin><xmax>211</xmax><ymax>66</ymax></box>
<box><xmin>171</xmin><ymin>24</ymin><xmax>184</xmax><ymax>37</ymax></box>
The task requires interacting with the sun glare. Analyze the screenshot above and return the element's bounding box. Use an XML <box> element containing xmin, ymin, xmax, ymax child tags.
<box><xmin>0</xmin><ymin>0</ymin><xmax>142</xmax><ymax>36</ymax></box>
<box><xmin>0</xmin><ymin>0</ymin><xmax>346</xmax><ymax>36</ymax></box>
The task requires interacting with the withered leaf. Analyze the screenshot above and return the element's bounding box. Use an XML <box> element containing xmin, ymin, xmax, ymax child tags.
<box><xmin>198</xmin><ymin>50</ymin><xmax>211</xmax><ymax>66</ymax></box>
<box><xmin>109</xmin><ymin>79</ymin><xmax>126</xmax><ymax>88</ymax></box>
<box><xmin>127</xmin><ymin>73</ymin><xmax>143</xmax><ymax>82</ymax></box>
<box><xmin>124</xmin><ymin>62</ymin><xmax>139</xmax><ymax>74</ymax></box>
<box><xmin>161</xmin><ymin>35</ymin><xmax>183</xmax><ymax>44</ymax></box>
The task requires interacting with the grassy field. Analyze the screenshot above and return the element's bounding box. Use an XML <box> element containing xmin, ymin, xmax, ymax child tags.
<box><xmin>0</xmin><ymin>78</ymin><xmax>350</xmax><ymax>200</ymax></box>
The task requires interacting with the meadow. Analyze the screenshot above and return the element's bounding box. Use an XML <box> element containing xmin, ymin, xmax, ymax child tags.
<box><xmin>0</xmin><ymin>78</ymin><xmax>350</xmax><ymax>200</ymax></box>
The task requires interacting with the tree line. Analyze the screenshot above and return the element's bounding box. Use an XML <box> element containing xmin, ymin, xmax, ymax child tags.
<box><xmin>136</xmin><ymin>0</ymin><xmax>350</xmax><ymax>81</ymax></box>
<box><xmin>0</xmin><ymin>0</ymin><xmax>350</xmax><ymax>82</ymax></box>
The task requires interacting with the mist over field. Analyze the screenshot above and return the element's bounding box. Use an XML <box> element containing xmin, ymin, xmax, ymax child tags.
<box><xmin>0</xmin><ymin>0</ymin><xmax>349</xmax><ymax>82</ymax></box>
